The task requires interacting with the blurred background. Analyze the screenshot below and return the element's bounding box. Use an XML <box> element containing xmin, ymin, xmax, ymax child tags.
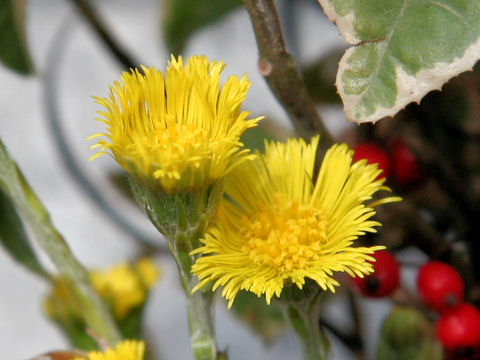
<box><xmin>2</xmin><ymin>0</ymin><xmax>477</xmax><ymax>359</ymax></box>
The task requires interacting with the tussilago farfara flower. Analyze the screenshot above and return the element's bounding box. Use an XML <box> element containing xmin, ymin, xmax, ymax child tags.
<box><xmin>91</xmin><ymin>258</ymin><xmax>160</xmax><ymax>319</ymax></box>
<box><xmin>89</xmin><ymin>55</ymin><xmax>261</xmax><ymax>194</ymax></box>
<box><xmin>191</xmin><ymin>136</ymin><xmax>401</xmax><ymax>307</ymax></box>
<box><xmin>46</xmin><ymin>259</ymin><xmax>159</xmax><ymax>321</ymax></box>
<box><xmin>72</xmin><ymin>340</ymin><xmax>145</xmax><ymax>360</ymax></box>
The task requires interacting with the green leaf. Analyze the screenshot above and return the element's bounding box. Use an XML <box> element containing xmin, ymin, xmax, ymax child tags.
<box><xmin>240</xmin><ymin>124</ymin><xmax>277</xmax><ymax>153</ymax></box>
<box><xmin>162</xmin><ymin>0</ymin><xmax>243</xmax><ymax>54</ymax></box>
<box><xmin>230</xmin><ymin>290</ymin><xmax>286</xmax><ymax>344</ymax></box>
<box><xmin>240</xmin><ymin>120</ymin><xmax>292</xmax><ymax>153</ymax></box>
<box><xmin>52</xmin><ymin>318</ymin><xmax>99</xmax><ymax>351</ymax></box>
<box><xmin>318</xmin><ymin>0</ymin><xmax>480</xmax><ymax>123</ymax></box>
<box><xmin>0</xmin><ymin>137</ymin><xmax>121</xmax><ymax>344</ymax></box>
<box><xmin>0</xmin><ymin>0</ymin><xmax>34</xmax><ymax>74</ymax></box>
<box><xmin>117</xmin><ymin>303</ymin><xmax>146</xmax><ymax>339</ymax></box>
<box><xmin>0</xmin><ymin>187</ymin><xmax>50</xmax><ymax>279</ymax></box>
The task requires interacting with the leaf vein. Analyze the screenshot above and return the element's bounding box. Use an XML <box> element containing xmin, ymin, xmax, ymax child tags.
<box><xmin>355</xmin><ymin>0</ymin><xmax>410</xmax><ymax>113</ymax></box>
<box><xmin>428</xmin><ymin>1</ymin><xmax>468</xmax><ymax>26</ymax></box>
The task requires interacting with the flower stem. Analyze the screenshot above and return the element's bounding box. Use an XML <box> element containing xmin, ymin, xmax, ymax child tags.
<box><xmin>279</xmin><ymin>283</ymin><xmax>331</xmax><ymax>360</ymax></box>
<box><xmin>169</xmin><ymin>236</ymin><xmax>217</xmax><ymax>360</ymax></box>
<box><xmin>287</xmin><ymin>304</ymin><xmax>330</xmax><ymax>360</ymax></box>
<box><xmin>130</xmin><ymin>180</ymin><xmax>222</xmax><ymax>360</ymax></box>
<box><xmin>0</xmin><ymin>139</ymin><xmax>121</xmax><ymax>346</ymax></box>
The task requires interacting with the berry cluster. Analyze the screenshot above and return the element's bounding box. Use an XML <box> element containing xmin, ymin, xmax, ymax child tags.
<box><xmin>350</xmin><ymin>250</ymin><xmax>480</xmax><ymax>356</ymax></box>
<box><xmin>417</xmin><ymin>261</ymin><xmax>480</xmax><ymax>354</ymax></box>
<box><xmin>353</xmin><ymin>139</ymin><xmax>423</xmax><ymax>188</ymax></box>
<box><xmin>351</xmin><ymin>140</ymin><xmax>480</xmax><ymax>357</ymax></box>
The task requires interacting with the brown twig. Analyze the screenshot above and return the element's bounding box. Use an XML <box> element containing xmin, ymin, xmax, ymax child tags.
<box><xmin>70</xmin><ymin>0</ymin><xmax>139</xmax><ymax>70</ymax></box>
<box><xmin>242</xmin><ymin>0</ymin><xmax>335</xmax><ymax>147</ymax></box>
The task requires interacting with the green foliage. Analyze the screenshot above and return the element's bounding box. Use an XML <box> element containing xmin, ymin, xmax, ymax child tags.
<box><xmin>117</xmin><ymin>304</ymin><xmax>146</xmax><ymax>339</ymax></box>
<box><xmin>0</xmin><ymin>137</ymin><xmax>122</xmax><ymax>345</ymax></box>
<box><xmin>303</xmin><ymin>48</ymin><xmax>343</xmax><ymax>104</ymax></box>
<box><xmin>0</xmin><ymin>138</ymin><xmax>49</xmax><ymax>279</ymax></box>
<box><xmin>0</xmin><ymin>188</ymin><xmax>49</xmax><ymax>279</ymax></box>
<box><xmin>54</xmin><ymin>318</ymin><xmax>99</xmax><ymax>351</ymax></box>
<box><xmin>162</xmin><ymin>0</ymin><xmax>243</xmax><ymax>54</ymax></box>
<box><xmin>377</xmin><ymin>306</ymin><xmax>443</xmax><ymax>360</ymax></box>
<box><xmin>0</xmin><ymin>0</ymin><xmax>33</xmax><ymax>74</ymax></box>
<box><xmin>318</xmin><ymin>0</ymin><xmax>480</xmax><ymax>123</ymax></box>
<box><xmin>240</xmin><ymin>123</ymin><xmax>279</xmax><ymax>152</ymax></box>
<box><xmin>231</xmin><ymin>290</ymin><xmax>286</xmax><ymax>344</ymax></box>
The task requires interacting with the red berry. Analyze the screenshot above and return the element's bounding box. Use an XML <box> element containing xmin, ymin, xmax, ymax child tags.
<box><xmin>352</xmin><ymin>250</ymin><xmax>400</xmax><ymax>297</ymax></box>
<box><xmin>390</xmin><ymin>138</ymin><xmax>423</xmax><ymax>187</ymax></box>
<box><xmin>417</xmin><ymin>261</ymin><xmax>464</xmax><ymax>313</ymax></box>
<box><xmin>353</xmin><ymin>142</ymin><xmax>391</xmax><ymax>179</ymax></box>
<box><xmin>437</xmin><ymin>303</ymin><xmax>480</xmax><ymax>349</ymax></box>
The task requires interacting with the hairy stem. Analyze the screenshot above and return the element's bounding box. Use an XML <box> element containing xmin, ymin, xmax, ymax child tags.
<box><xmin>168</xmin><ymin>237</ymin><xmax>217</xmax><ymax>360</ymax></box>
<box><xmin>284</xmin><ymin>295</ymin><xmax>331</xmax><ymax>360</ymax></box>
<box><xmin>129</xmin><ymin>181</ymin><xmax>222</xmax><ymax>360</ymax></box>
<box><xmin>243</xmin><ymin>0</ymin><xmax>334</xmax><ymax>147</ymax></box>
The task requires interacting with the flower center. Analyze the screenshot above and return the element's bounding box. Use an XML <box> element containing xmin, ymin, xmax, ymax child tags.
<box><xmin>242</xmin><ymin>194</ymin><xmax>327</xmax><ymax>272</ymax></box>
<box><xmin>148</xmin><ymin>121</ymin><xmax>213</xmax><ymax>180</ymax></box>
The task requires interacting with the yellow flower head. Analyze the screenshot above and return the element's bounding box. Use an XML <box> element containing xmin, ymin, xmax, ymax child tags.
<box><xmin>91</xmin><ymin>258</ymin><xmax>160</xmax><ymax>319</ymax></box>
<box><xmin>73</xmin><ymin>340</ymin><xmax>145</xmax><ymax>360</ymax></box>
<box><xmin>191</xmin><ymin>136</ymin><xmax>401</xmax><ymax>307</ymax></box>
<box><xmin>89</xmin><ymin>55</ymin><xmax>261</xmax><ymax>194</ymax></box>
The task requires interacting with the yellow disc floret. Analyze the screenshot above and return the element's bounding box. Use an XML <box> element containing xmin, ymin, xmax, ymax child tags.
<box><xmin>242</xmin><ymin>195</ymin><xmax>327</xmax><ymax>273</ymax></box>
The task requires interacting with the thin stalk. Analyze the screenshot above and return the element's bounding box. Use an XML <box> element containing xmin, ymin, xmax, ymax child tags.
<box><xmin>243</xmin><ymin>0</ymin><xmax>334</xmax><ymax>147</ymax></box>
<box><xmin>168</xmin><ymin>236</ymin><xmax>216</xmax><ymax>360</ymax></box>
<box><xmin>278</xmin><ymin>283</ymin><xmax>331</xmax><ymax>360</ymax></box>
<box><xmin>285</xmin><ymin>298</ymin><xmax>331</xmax><ymax>360</ymax></box>
<box><xmin>69</xmin><ymin>0</ymin><xmax>138</xmax><ymax>70</ymax></box>
<box><xmin>129</xmin><ymin>181</ymin><xmax>221</xmax><ymax>360</ymax></box>
<box><xmin>0</xmin><ymin>139</ymin><xmax>121</xmax><ymax>345</ymax></box>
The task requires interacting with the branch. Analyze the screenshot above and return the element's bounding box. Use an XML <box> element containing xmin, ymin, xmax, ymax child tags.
<box><xmin>70</xmin><ymin>0</ymin><xmax>139</xmax><ymax>70</ymax></box>
<box><xmin>243</xmin><ymin>0</ymin><xmax>334</xmax><ymax>147</ymax></box>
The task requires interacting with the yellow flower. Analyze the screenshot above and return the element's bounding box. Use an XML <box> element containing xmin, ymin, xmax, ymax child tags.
<box><xmin>73</xmin><ymin>340</ymin><xmax>145</xmax><ymax>360</ymax></box>
<box><xmin>191</xmin><ymin>136</ymin><xmax>401</xmax><ymax>307</ymax></box>
<box><xmin>91</xmin><ymin>258</ymin><xmax>160</xmax><ymax>319</ymax></box>
<box><xmin>89</xmin><ymin>55</ymin><xmax>261</xmax><ymax>194</ymax></box>
<box><xmin>135</xmin><ymin>257</ymin><xmax>160</xmax><ymax>288</ymax></box>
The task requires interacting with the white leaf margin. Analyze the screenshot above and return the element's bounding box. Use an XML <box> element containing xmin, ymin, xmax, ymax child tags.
<box><xmin>318</xmin><ymin>0</ymin><xmax>480</xmax><ymax>123</ymax></box>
